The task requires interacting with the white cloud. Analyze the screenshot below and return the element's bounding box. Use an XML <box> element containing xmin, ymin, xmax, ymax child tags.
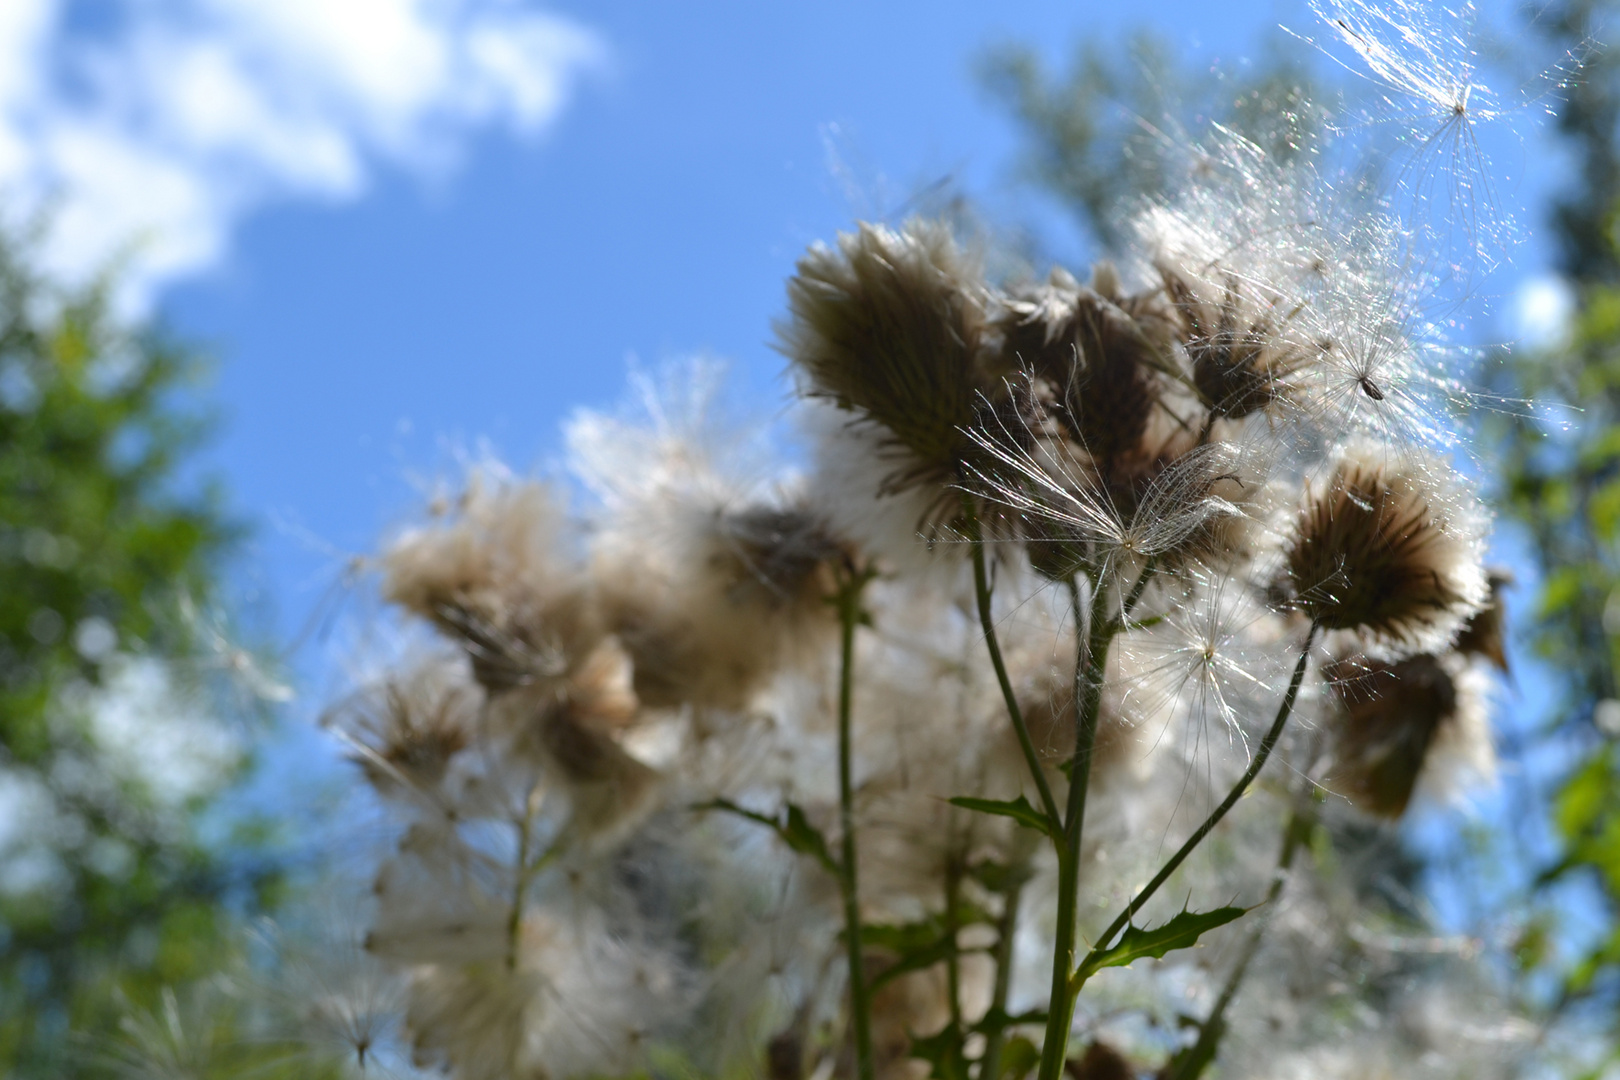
<box><xmin>0</xmin><ymin>0</ymin><xmax>603</xmax><ymax>309</ymax></box>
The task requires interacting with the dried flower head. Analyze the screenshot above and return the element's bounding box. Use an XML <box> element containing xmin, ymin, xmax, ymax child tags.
<box><xmin>1324</xmin><ymin>649</ymin><xmax>1491</xmax><ymax>818</ymax></box>
<box><xmin>779</xmin><ymin>219</ymin><xmax>999</xmax><ymax>497</ymax></box>
<box><xmin>1069</xmin><ymin>1041</ymin><xmax>1135</xmax><ymax>1080</ymax></box>
<box><xmin>1286</xmin><ymin>445</ymin><xmax>1487</xmax><ymax>656</ymax></box>
<box><xmin>383</xmin><ymin>472</ymin><xmax>600</xmax><ymax>695</ymax></box>
<box><xmin>1162</xmin><ymin>265</ymin><xmax>1315</xmax><ymax>421</ymax></box>
<box><xmin>996</xmin><ymin>270</ymin><xmax>1182</xmax><ymax>484</ymax></box>
<box><xmin>598</xmin><ymin>502</ymin><xmax>844</xmax><ymax>711</ymax></box>
<box><xmin>324</xmin><ymin>659</ymin><xmax>479</xmax><ymax>796</ymax></box>
<box><xmin>496</xmin><ymin>636</ymin><xmax>659</xmax><ymax>835</ymax></box>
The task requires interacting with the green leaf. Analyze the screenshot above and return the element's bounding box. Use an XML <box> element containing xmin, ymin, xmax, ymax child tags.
<box><xmin>870</xmin><ymin>935</ymin><xmax>963</xmax><ymax>990</ymax></box>
<box><xmin>967</xmin><ymin>858</ymin><xmax>1033</xmax><ymax>895</ymax></box>
<box><xmin>863</xmin><ymin>902</ymin><xmax>994</xmax><ymax>990</ymax></box>
<box><xmin>996</xmin><ymin>1036</ymin><xmax>1040</xmax><ymax>1080</ymax></box>
<box><xmin>907</xmin><ymin>1023</ymin><xmax>968</xmax><ymax>1080</ymax></box>
<box><xmin>1073</xmin><ymin>905</ymin><xmax>1250</xmax><ymax>988</ymax></box>
<box><xmin>693</xmin><ymin>798</ymin><xmax>839</xmax><ymax>875</ymax></box>
<box><xmin>781</xmin><ymin>803</ymin><xmax>838</xmax><ymax>872</ymax></box>
<box><xmin>948</xmin><ymin>795</ymin><xmax>1058</xmax><ymax>840</ymax></box>
<box><xmin>972</xmin><ymin>1007</ymin><xmax>1047</xmax><ymax>1037</ymax></box>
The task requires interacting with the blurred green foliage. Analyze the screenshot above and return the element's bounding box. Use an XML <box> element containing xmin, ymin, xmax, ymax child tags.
<box><xmin>0</xmin><ymin>227</ymin><xmax>286</xmax><ymax>1076</ymax></box>
<box><xmin>1495</xmin><ymin>1</ymin><xmax>1620</xmax><ymax>1039</ymax></box>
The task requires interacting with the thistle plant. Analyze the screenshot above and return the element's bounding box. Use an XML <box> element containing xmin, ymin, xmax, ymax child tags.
<box><xmin>200</xmin><ymin>7</ymin><xmax>1566</xmax><ymax>1079</ymax></box>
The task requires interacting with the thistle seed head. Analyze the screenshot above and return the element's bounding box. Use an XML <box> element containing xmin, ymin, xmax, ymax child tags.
<box><xmin>1325</xmin><ymin>650</ymin><xmax>1489</xmax><ymax>818</ymax></box>
<box><xmin>383</xmin><ymin>473</ymin><xmax>601</xmax><ymax>695</ymax></box>
<box><xmin>997</xmin><ymin>276</ymin><xmax>1172</xmax><ymax>482</ymax></box>
<box><xmin>712</xmin><ymin>505</ymin><xmax>847</xmax><ymax>611</ymax></box>
<box><xmin>779</xmin><ymin>220</ymin><xmax>1000</xmax><ymax>494</ymax></box>
<box><xmin>1287</xmin><ymin>446</ymin><xmax>1487</xmax><ymax>656</ymax></box>
<box><xmin>1162</xmin><ymin>264</ymin><xmax>1313</xmax><ymax>419</ymax></box>
<box><xmin>327</xmin><ymin>662</ymin><xmax>478</xmax><ymax>796</ymax></box>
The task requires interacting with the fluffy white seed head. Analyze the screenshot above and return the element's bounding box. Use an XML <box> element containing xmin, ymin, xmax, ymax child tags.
<box><xmin>382</xmin><ymin>472</ymin><xmax>600</xmax><ymax>695</ymax></box>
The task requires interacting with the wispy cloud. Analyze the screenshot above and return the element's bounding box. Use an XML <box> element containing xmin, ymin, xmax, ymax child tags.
<box><xmin>0</xmin><ymin>0</ymin><xmax>604</xmax><ymax>308</ymax></box>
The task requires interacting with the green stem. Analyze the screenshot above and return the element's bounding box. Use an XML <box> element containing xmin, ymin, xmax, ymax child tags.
<box><xmin>1035</xmin><ymin>575</ymin><xmax>1113</xmax><ymax>1080</ymax></box>
<box><xmin>1111</xmin><ymin>554</ymin><xmax>1160</xmax><ymax>632</ymax></box>
<box><xmin>1165</xmin><ymin>797</ymin><xmax>1316</xmax><ymax>1080</ymax></box>
<box><xmin>1072</xmin><ymin>624</ymin><xmax>1318</xmax><ymax>996</ymax></box>
<box><xmin>945</xmin><ymin>852</ymin><xmax>966</xmax><ymax>1036</ymax></box>
<box><xmin>835</xmin><ymin>566</ymin><xmax>876</xmax><ymax>1080</ymax></box>
<box><xmin>978</xmin><ymin>857</ymin><xmax>1031</xmax><ymax>1080</ymax></box>
<box><xmin>965</xmin><ymin>507</ymin><xmax>1064</xmax><ymax>834</ymax></box>
<box><xmin>507</xmin><ymin>785</ymin><xmax>541</xmax><ymax>971</ymax></box>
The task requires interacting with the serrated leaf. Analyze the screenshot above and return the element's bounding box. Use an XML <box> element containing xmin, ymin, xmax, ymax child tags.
<box><xmin>948</xmin><ymin>795</ymin><xmax>1057</xmax><ymax>839</ymax></box>
<box><xmin>694</xmin><ymin>797</ymin><xmax>838</xmax><ymax>875</ymax></box>
<box><xmin>1073</xmin><ymin>906</ymin><xmax>1250</xmax><ymax>988</ymax></box>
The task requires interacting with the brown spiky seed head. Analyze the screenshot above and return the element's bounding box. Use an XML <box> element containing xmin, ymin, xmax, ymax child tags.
<box><xmin>1453</xmin><ymin>568</ymin><xmax>1511</xmax><ymax>672</ymax></box>
<box><xmin>780</xmin><ymin>220</ymin><xmax>997</xmax><ymax>492</ymax></box>
<box><xmin>1068</xmin><ymin>1040</ymin><xmax>1134</xmax><ymax>1080</ymax></box>
<box><xmin>713</xmin><ymin>505</ymin><xmax>847</xmax><ymax>610</ymax></box>
<box><xmin>997</xmin><ymin>272</ymin><xmax>1170</xmax><ymax>479</ymax></box>
<box><xmin>1325</xmin><ymin>653</ymin><xmax>1457</xmax><ymax>818</ymax></box>
<box><xmin>382</xmin><ymin>475</ymin><xmax>600</xmax><ymax>694</ymax></box>
<box><xmin>1162</xmin><ymin>265</ymin><xmax>1312</xmax><ymax>420</ymax></box>
<box><xmin>1287</xmin><ymin>446</ymin><xmax>1487</xmax><ymax>657</ymax></box>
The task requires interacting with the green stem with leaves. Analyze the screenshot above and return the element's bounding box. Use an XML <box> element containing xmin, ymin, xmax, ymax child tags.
<box><xmin>1164</xmin><ymin>793</ymin><xmax>1318</xmax><ymax>1080</ymax></box>
<box><xmin>1071</xmin><ymin>625</ymin><xmax>1318</xmax><ymax>997</ymax></box>
<box><xmin>834</xmin><ymin>564</ymin><xmax>877</xmax><ymax>1080</ymax></box>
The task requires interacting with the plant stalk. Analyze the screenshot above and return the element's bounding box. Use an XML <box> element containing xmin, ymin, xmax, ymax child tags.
<box><xmin>945</xmin><ymin>851</ymin><xmax>966</xmax><ymax>1036</ymax></box>
<box><xmin>507</xmin><ymin>784</ymin><xmax>542</xmax><ymax>971</ymax></box>
<box><xmin>1072</xmin><ymin>624</ymin><xmax>1318</xmax><ymax>995</ymax></box>
<box><xmin>835</xmin><ymin>566</ymin><xmax>876</xmax><ymax>1080</ymax></box>
<box><xmin>1164</xmin><ymin>795</ymin><xmax>1317</xmax><ymax>1080</ymax></box>
<box><xmin>965</xmin><ymin>507</ymin><xmax>1064</xmax><ymax>834</ymax></box>
<box><xmin>1036</xmin><ymin>574</ymin><xmax>1112</xmax><ymax>1080</ymax></box>
<box><xmin>978</xmin><ymin>857</ymin><xmax>1030</xmax><ymax>1080</ymax></box>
